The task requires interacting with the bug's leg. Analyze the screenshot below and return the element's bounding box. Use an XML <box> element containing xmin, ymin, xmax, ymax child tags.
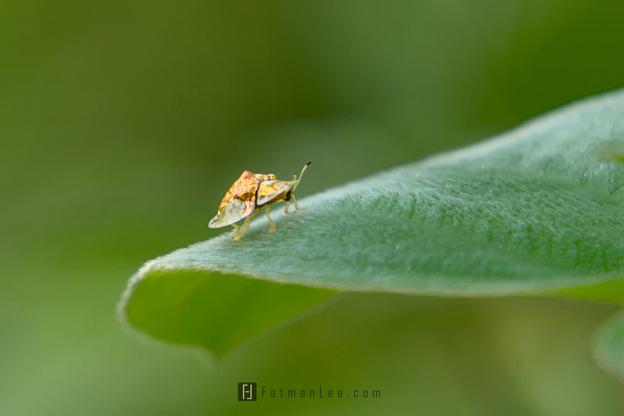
<box><xmin>232</xmin><ymin>211</ymin><xmax>256</xmax><ymax>241</ymax></box>
<box><xmin>231</xmin><ymin>224</ymin><xmax>241</xmax><ymax>241</ymax></box>
<box><xmin>292</xmin><ymin>193</ymin><xmax>304</xmax><ymax>211</ymax></box>
<box><xmin>239</xmin><ymin>210</ymin><xmax>258</xmax><ymax>239</ymax></box>
<box><xmin>234</xmin><ymin>217</ymin><xmax>251</xmax><ymax>240</ymax></box>
<box><xmin>265</xmin><ymin>205</ymin><xmax>276</xmax><ymax>233</ymax></box>
<box><xmin>284</xmin><ymin>199</ymin><xmax>292</xmax><ymax>214</ymax></box>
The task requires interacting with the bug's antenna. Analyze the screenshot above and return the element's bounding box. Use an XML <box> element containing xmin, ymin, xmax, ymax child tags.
<box><xmin>292</xmin><ymin>161</ymin><xmax>311</xmax><ymax>191</ymax></box>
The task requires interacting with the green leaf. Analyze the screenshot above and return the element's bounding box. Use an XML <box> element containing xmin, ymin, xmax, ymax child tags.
<box><xmin>594</xmin><ymin>311</ymin><xmax>624</xmax><ymax>383</ymax></box>
<box><xmin>119</xmin><ymin>89</ymin><xmax>624</xmax><ymax>356</ymax></box>
<box><xmin>119</xmin><ymin>269</ymin><xmax>335</xmax><ymax>356</ymax></box>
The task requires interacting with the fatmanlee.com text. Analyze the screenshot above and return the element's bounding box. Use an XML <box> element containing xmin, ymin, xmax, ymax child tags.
<box><xmin>238</xmin><ymin>383</ymin><xmax>382</xmax><ymax>401</ymax></box>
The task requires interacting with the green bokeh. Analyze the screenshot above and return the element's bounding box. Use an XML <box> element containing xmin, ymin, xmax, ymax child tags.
<box><xmin>2</xmin><ymin>0</ymin><xmax>624</xmax><ymax>414</ymax></box>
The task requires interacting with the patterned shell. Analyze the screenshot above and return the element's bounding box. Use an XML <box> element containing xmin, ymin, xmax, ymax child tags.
<box><xmin>257</xmin><ymin>180</ymin><xmax>291</xmax><ymax>206</ymax></box>
<box><xmin>209</xmin><ymin>170</ymin><xmax>278</xmax><ymax>228</ymax></box>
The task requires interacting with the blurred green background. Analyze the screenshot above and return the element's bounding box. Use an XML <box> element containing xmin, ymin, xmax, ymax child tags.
<box><xmin>2</xmin><ymin>0</ymin><xmax>624</xmax><ymax>414</ymax></box>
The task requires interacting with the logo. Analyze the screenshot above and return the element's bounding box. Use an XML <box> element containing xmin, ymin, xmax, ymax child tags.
<box><xmin>238</xmin><ymin>382</ymin><xmax>257</xmax><ymax>401</ymax></box>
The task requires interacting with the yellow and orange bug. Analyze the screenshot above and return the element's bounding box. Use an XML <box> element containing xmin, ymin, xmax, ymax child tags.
<box><xmin>208</xmin><ymin>162</ymin><xmax>311</xmax><ymax>240</ymax></box>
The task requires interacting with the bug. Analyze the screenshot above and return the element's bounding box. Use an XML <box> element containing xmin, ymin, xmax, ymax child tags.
<box><xmin>208</xmin><ymin>161</ymin><xmax>311</xmax><ymax>240</ymax></box>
